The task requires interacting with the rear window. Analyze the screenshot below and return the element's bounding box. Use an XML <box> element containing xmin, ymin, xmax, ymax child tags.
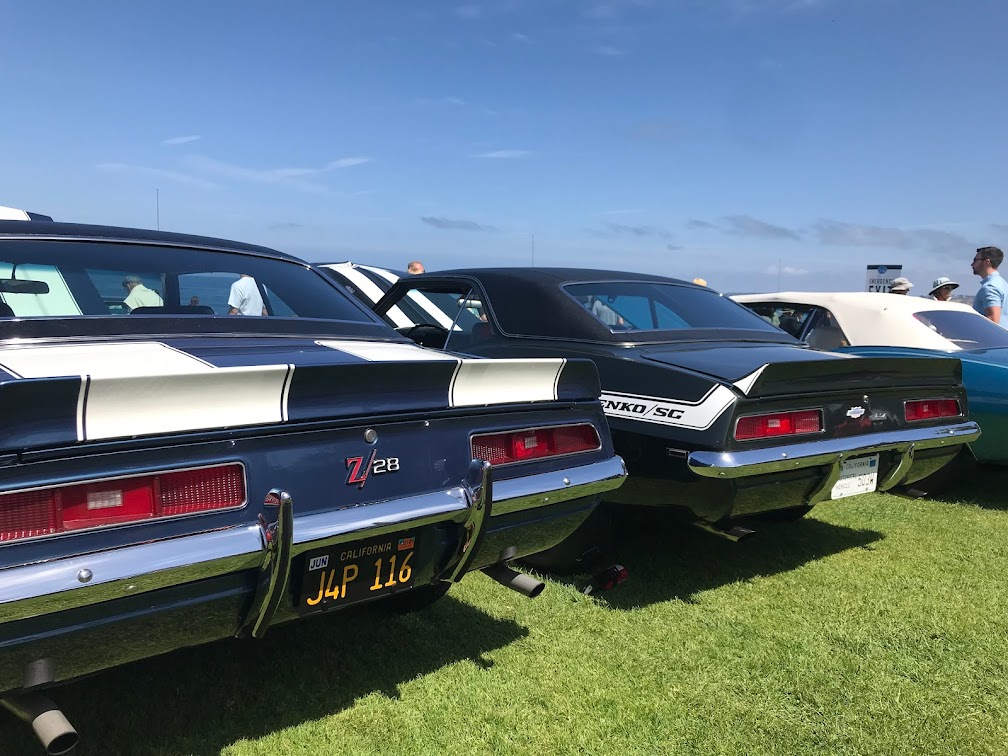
<box><xmin>563</xmin><ymin>281</ymin><xmax>784</xmax><ymax>333</ymax></box>
<box><xmin>0</xmin><ymin>240</ymin><xmax>374</xmax><ymax>324</ymax></box>
<box><xmin>914</xmin><ymin>310</ymin><xmax>1008</xmax><ymax>350</ymax></box>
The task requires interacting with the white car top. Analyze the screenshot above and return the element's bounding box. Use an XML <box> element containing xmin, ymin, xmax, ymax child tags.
<box><xmin>732</xmin><ymin>291</ymin><xmax>992</xmax><ymax>352</ymax></box>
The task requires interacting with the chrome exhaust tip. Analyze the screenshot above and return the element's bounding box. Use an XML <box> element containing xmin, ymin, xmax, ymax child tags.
<box><xmin>1</xmin><ymin>692</ymin><xmax>79</xmax><ymax>755</ymax></box>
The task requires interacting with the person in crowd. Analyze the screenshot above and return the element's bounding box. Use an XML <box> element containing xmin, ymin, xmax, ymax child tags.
<box><xmin>928</xmin><ymin>277</ymin><xmax>959</xmax><ymax>301</ymax></box>
<box><xmin>972</xmin><ymin>246</ymin><xmax>1007</xmax><ymax>324</ymax></box>
<box><xmin>122</xmin><ymin>274</ymin><xmax>163</xmax><ymax>311</ymax></box>
<box><xmin>228</xmin><ymin>274</ymin><xmax>267</xmax><ymax>316</ymax></box>
<box><xmin>407</xmin><ymin>261</ymin><xmax>425</xmax><ymax>274</ymax></box>
<box><xmin>889</xmin><ymin>277</ymin><xmax>913</xmax><ymax>295</ymax></box>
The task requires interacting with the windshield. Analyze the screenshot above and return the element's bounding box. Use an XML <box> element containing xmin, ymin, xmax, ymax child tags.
<box><xmin>563</xmin><ymin>281</ymin><xmax>785</xmax><ymax>334</ymax></box>
<box><xmin>0</xmin><ymin>239</ymin><xmax>375</xmax><ymax>324</ymax></box>
<box><xmin>914</xmin><ymin>310</ymin><xmax>1008</xmax><ymax>350</ymax></box>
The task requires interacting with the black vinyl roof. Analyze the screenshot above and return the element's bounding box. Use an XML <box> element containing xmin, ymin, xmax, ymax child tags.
<box><xmin>0</xmin><ymin>220</ymin><xmax>304</xmax><ymax>263</ymax></box>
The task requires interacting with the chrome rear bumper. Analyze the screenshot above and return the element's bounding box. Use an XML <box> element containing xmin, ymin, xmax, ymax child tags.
<box><xmin>687</xmin><ymin>422</ymin><xmax>979</xmax><ymax>499</ymax></box>
<box><xmin>0</xmin><ymin>456</ymin><xmax>627</xmax><ymax>630</ymax></box>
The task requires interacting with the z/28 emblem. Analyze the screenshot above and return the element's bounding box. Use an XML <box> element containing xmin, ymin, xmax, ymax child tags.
<box><xmin>345</xmin><ymin>450</ymin><xmax>401</xmax><ymax>489</ymax></box>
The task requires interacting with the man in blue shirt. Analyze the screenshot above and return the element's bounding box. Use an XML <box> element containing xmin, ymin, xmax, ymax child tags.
<box><xmin>972</xmin><ymin>246</ymin><xmax>1008</xmax><ymax>325</ymax></box>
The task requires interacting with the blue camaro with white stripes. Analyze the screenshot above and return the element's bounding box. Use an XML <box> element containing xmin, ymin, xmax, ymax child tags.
<box><xmin>0</xmin><ymin>221</ymin><xmax>625</xmax><ymax>752</ymax></box>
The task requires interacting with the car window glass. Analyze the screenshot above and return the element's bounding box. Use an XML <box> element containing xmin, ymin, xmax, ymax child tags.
<box><xmin>382</xmin><ymin>285</ymin><xmax>484</xmax><ymax>348</ymax></box>
<box><xmin>0</xmin><ymin>240</ymin><xmax>375</xmax><ymax>323</ymax></box>
<box><xmin>914</xmin><ymin>310</ymin><xmax>1008</xmax><ymax>350</ymax></box>
<box><xmin>564</xmin><ymin>281</ymin><xmax>782</xmax><ymax>332</ymax></box>
<box><xmin>804</xmin><ymin>308</ymin><xmax>849</xmax><ymax>350</ymax></box>
<box><xmin>743</xmin><ymin>302</ymin><xmax>815</xmax><ymax>337</ymax></box>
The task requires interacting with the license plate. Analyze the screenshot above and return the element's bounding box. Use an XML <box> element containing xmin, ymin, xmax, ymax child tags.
<box><xmin>300</xmin><ymin>532</ymin><xmax>417</xmax><ymax>612</ymax></box>
<box><xmin>830</xmin><ymin>454</ymin><xmax>879</xmax><ymax>500</ymax></box>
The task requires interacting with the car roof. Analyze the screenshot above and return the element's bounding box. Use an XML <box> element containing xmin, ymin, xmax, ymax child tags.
<box><xmin>732</xmin><ymin>291</ymin><xmax>982</xmax><ymax>351</ymax></box>
<box><xmin>0</xmin><ymin>220</ymin><xmax>304</xmax><ymax>263</ymax></box>
<box><xmin>426</xmin><ymin>267</ymin><xmax>699</xmax><ymax>287</ymax></box>
<box><xmin>733</xmin><ymin>291</ymin><xmax>977</xmax><ymax>316</ymax></box>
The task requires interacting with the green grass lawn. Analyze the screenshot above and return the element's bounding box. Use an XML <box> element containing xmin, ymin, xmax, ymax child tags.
<box><xmin>5</xmin><ymin>476</ymin><xmax>1008</xmax><ymax>755</ymax></box>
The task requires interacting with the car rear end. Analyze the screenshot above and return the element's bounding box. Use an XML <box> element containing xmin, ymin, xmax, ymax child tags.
<box><xmin>0</xmin><ymin>354</ymin><xmax>623</xmax><ymax>697</ymax></box>
<box><xmin>685</xmin><ymin>355</ymin><xmax>979</xmax><ymax>520</ymax></box>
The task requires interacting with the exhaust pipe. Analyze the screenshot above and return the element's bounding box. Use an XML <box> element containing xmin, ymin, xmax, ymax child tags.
<box><xmin>483</xmin><ymin>563</ymin><xmax>546</xmax><ymax>598</ymax></box>
<box><xmin>694</xmin><ymin>521</ymin><xmax>755</xmax><ymax>542</ymax></box>
<box><xmin>1</xmin><ymin>692</ymin><xmax>79</xmax><ymax>755</ymax></box>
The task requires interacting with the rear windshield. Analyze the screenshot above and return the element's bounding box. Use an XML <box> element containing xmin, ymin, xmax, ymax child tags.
<box><xmin>0</xmin><ymin>239</ymin><xmax>374</xmax><ymax>324</ymax></box>
<box><xmin>914</xmin><ymin>309</ymin><xmax>1008</xmax><ymax>350</ymax></box>
<box><xmin>563</xmin><ymin>281</ymin><xmax>784</xmax><ymax>333</ymax></box>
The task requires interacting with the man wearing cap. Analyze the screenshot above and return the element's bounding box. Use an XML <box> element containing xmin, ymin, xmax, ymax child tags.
<box><xmin>889</xmin><ymin>277</ymin><xmax>913</xmax><ymax>295</ymax></box>
<box><xmin>971</xmin><ymin>246</ymin><xmax>1007</xmax><ymax>325</ymax></box>
<box><xmin>928</xmin><ymin>277</ymin><xmax>959</xmax><ymax>301</ymax></box>
<box><xmin>122</xmin><ymin>275</ymin><xmax>163</xmax><ymax>311</ymax></box>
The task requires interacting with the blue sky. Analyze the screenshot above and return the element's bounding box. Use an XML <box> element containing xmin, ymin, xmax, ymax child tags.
<box><xmin>2</xmin><ymin>0</ymin><xmax>1006</xmax><ymax>294</ymax></box>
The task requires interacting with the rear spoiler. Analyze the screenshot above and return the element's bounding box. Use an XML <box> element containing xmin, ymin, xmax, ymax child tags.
<box><xmin>736</xmin><ymin>355</ymin><xmax>963</xmax><ymax>399</ymax></box>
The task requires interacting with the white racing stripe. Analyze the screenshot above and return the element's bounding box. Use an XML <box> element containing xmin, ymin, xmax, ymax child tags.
<box><xmin>450</xmin><ymin>358</ymin><xmax>565</xmax><ymax>407</ymax></box>
<box><xmin>0</xmin><ymin>342</ymin><xmax>292</xmax><ymax>442</ymax></box>
<box><xmin>0</xmin><ymin>341</ymin><xmax>214</xmax><ymax>378</ymax></box>
<box><xmin>83</xmin><ymin>364</ymin><xmax>292</xmax><ymax>441</ymax></box>
<box><xmin>324</xmin><ymin>264</ymin><xmax>413</xmax><ymax>328</ymax></box>
<box><xmin>733</xmin><ymin>365</ymin><xmax>768</xmax><ymax>396</ymax></box>
<box><xmin>362</xmin><ymin>265</ymin><xmax>457</xmax><ymax>330</ymax></box>
<box><xmin>600</xmin><ymin>385</ymin><xmax>737</xmax><ymax>430</ymax></box>
<box><xmin>316</xmin><ymin>340</ymin><xmax>458</xmax><ymax>362</ymax></box>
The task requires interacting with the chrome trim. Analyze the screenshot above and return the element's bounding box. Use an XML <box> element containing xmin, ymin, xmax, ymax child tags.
<box><xmin>687</xmin><ymin>422</ymin><xmax>980</xmax><ymax>479</ymax></box>
<box><xmin>490</xmin><ymin>456</ymin><xmax>628</xmax><ymax>516</ymax></box>
<box><xmin>443</xmin><ymin>460</ymin><xmax>492</xmax><ymax>583</ymax></box>
<box><xmin>0</xmin><ymin>456</ymin><xmax>626</xmax><ymax>625</ymax></box>
<box><xmin>239</xmin><ymin>489</ymin><xmax>294</xmax><ymax>639</ymax></box>
<box><xmin>878</xmin><ymin>444</ymin><xmax>915</xmax><ymax>492</ymax></box>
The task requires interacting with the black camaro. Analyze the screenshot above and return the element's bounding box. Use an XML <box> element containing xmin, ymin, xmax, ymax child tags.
<box><xmin>363</xmin><ymin>267</ymin><xmax>980</xmax><ymax>531</ymax></box>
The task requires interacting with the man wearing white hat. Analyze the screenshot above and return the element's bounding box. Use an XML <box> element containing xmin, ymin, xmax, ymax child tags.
<box><xmin>928</xmin><ymin>277</ymin><xmax>959</xmax><ymax>301</ymax></box>
<box><xmin>889</xmin><ymin>277</ymin><xmax>913</xmax><ymax>294</ymax></box>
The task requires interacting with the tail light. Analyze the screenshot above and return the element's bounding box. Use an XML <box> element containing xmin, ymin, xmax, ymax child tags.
<box><xmin>905</xmin><ymin>399</ymin><xmax>961</xmax><ymax>422</ymax></box>
<box><xmin>735</xmin><ymin>409</ymin><xmax>823</xmax><ymax>441</ymax></box>
<box><xmin>472</xmin><ymin>423</ymin><xmax>601</xmax><ymax>466</ymax></box>
<box><xmin>0</xmin><ymin>463</ymin><xmax>246</xmax><ymax>543</ymax></box>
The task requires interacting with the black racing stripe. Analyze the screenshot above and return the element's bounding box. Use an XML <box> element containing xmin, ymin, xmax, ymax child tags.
<box><xmin>0</xmin><ymin>376</ymin><xmax>82</xmax><ymax>450</ymax></box>
<box><xmin>554</xmin><ymin>358</ymin><xmax>601</xmax><ymax>402</ymax></box>
<box><xmin>286</xmin><ymin>361</ymin><xmax>460</xmax><ymax>421</ymax></box>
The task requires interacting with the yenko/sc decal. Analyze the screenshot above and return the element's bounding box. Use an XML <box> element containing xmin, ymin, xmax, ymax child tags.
<box><xmin>345</xmin><ymin>449</ymin><xmax>401</xmax><ymax>489</ymax></box>
<box><xmin>599</xmin><ymin>386</ymin><xmax>736</xmax><ymax>431</ymax></box>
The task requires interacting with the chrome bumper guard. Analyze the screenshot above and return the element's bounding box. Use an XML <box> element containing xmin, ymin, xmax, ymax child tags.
<box><xmin>687</xmin><ymin>422</ymin><xmax>980</xmax><ymax>498</ymax></box>
<box><xmin>0</xmin><ymin>456</ymin><xmax>627</xmax><ymax>633</ymax></box>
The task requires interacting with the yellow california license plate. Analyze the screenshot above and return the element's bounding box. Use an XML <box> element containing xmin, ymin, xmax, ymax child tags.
<box><xmin>300</xmin><ymin>532</ymin><xmax>417</xmax><ymax>612</ymax></box>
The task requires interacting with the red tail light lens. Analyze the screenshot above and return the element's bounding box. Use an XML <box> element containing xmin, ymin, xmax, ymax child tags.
<box><xmin>0</xmin><ymin>463</ymin><xmax>246</xmax><ymax>543</ymax></box>
<box><xmin>905</xmin><ymin>399</ymin><xmax>961</xmax><ymax>422</ymax></box>
<box><xmin>472</xmin><ymin>424</ymin><xmax>601</xmax><ymax>466</ymax></box>
<box><xmin>735</xmin><ymin>409</ymin><xmax>823</xmax><ymax>441</ymax></box>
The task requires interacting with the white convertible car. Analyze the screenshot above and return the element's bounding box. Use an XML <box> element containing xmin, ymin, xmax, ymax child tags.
<box><xmin>733</xmin><ymin>291</ymin><xmax>1008</xmax><ymax>465</ymax></box>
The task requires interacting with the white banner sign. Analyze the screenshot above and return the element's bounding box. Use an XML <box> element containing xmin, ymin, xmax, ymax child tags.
<box><xmin>865</xmin><ymin>264</ymin><xmax>903</xmax><ymax>293</ymax></box>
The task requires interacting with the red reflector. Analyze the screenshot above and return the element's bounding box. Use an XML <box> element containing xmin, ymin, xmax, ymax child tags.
<box><xmin>905</xmin><ymin>399</ymin><xmax>960</xmax><ymax>422</ymax></box>
<box><xmin>0</xmin><ymin>464</ymin><xmax>246</xmax><ymax>543</ymax></box>
<box><xmin>735</xmin><ymin>409</ymin><xmax>822</xmax><ymax>441</ymax></box>
<box><xmin>472</xmin><ymin>424</ymin><xmax>600</xmax><ymax>466</ymax></box>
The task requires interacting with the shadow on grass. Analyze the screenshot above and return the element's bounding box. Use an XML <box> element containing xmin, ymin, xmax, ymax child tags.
<box><xmin>548</xmin><ymin>507</ymin><xmax>882</xmax><ymax>611</ymax></box>
<box><xmin>0</xmin><ymin>595</ymin><xmax>526</xmax><ymax>756</ymax></box>
<box><xmin>921</xmin><ymin>461</ymin><xmax>1008</xmax><ymax>511</ymax></box>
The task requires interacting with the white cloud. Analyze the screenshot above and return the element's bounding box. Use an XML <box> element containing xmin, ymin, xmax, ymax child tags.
<box><xmin>182</xmin><ymin>154</ymin><xmax>370</xmax><ymax>192</ymax></box>
<box><xmin>763</xmin><ymin>264</ymin><xmax>809</xmax><ymax>275</ymax></box>
<box><xmin>96</xmin><ymin>162</ymin><xmax>218</xmax><ymax>190</ymax></box>
<box><xmin>474</xmin><ymin>149</ymin><xmax>532</xmax><ymax>159</ymax></box>
<box><xmin>161</xmin><ymin>135</ymin><xmax>201</xmax><ymax>146</ymax></box>
<box><xmin>593</xmin><ymin>46</ymin><xmax>626</xmax><ymax>57</ymax></box>
<box><xmin>511</xmin><ymin>32</ymin><xmax>532</xmax><ymax>43</ymax></box>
